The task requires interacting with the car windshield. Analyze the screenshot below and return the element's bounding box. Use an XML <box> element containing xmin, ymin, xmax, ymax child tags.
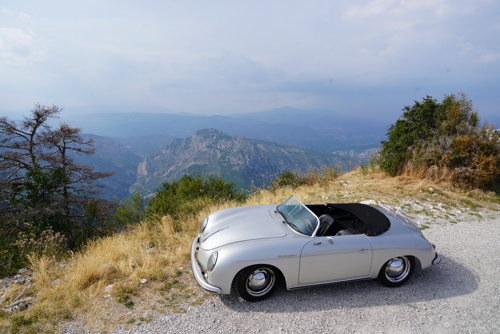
<box><xmin>276</xmin><ymin>195</ymin><xmax>319</xmax><ymax>236</ymax></box>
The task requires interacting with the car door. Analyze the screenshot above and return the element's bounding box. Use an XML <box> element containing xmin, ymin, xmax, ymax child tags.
<box><xmin>299</xmin><ymin>234</ymin><xmax>372</xmax><ymax>285</ymax></box>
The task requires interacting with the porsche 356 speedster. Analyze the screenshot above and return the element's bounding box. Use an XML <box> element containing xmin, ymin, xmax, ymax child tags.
<box><xmin>191</xmin><ymin>195</ymin><xmax>440</xmax><ymax>301</ymax></box>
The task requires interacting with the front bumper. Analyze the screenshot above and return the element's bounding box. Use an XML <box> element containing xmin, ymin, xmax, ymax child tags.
<box><xmin>432</xmin><ymin>252</ymin><xmax>441</xmax><ymax>265</ymax></box>
<box><xmin>190</xmin><ymin>235</ymin><xmax>222</xmax><ymax>294</ymax></box>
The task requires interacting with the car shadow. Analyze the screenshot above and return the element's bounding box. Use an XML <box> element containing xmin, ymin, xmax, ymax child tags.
<box><xmin>219</xmin><ymin>254</ymin><xmax>479</xmax><ymax>313</ymax></box>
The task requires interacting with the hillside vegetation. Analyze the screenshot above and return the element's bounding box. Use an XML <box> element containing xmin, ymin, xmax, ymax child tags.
<box><xmin>378</xmin><ymin>93</ymin><xmax>500</xmax><ymax>189</ymax></box>
<box><xmin>1</xmin><ymin>167</ymin><xmax>499</xmax><ymax>333</ymax></box>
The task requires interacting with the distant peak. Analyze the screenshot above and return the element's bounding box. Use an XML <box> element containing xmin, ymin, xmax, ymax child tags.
<box><xmin>194</xmin><ymin>128</ymin><xmax>227</xmax><ymax>136</ymax></box>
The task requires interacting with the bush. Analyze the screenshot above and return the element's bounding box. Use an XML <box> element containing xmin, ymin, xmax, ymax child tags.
<box><xmin>146</xmin><ymin>174</ymin><xmax>246</xmax><ymax>220</ymax></box>
<box><xmin>268</xmin><ymin>167</ymin><xmax>342</xmax><ymax>192</ymax></box>
<box><xmin>110</xmin><ymin>193</ymin><xmax>146</xmax><ymax>227</ymax></box>
<box><xmin>378</xmin><ymin>93</ymin><xmax>500</xmax><ymax>189</ymax></box>
<box><xmin>14</xmin><ymin>228</ymin><xmax>68</xmax><ymax>259</ymax></box>
<box><xmin>379</xmin><ymin>95</ymin><xmax>443</xmax><ymax>176</ymax></box>
<box><xmin>268</xmin><ymin>170</ymin><xmax>307</xmax><ymax>191</ymax></box>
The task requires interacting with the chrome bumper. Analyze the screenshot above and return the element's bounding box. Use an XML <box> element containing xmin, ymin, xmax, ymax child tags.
<box><xmin>432</xmin><ymin>252</ymin><xmax>441</xmax><ymax>265</ymax></box>
<box><xmin>190</xmin><ymin>235</ymin><xmax>222</xmax><ymax>294</ymax></box>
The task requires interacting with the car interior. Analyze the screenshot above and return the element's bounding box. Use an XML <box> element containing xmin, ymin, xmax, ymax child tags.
<box><xmin>316</xmin><ymin>213</ymin><xmax>366</xmax><ymax>236</ymax></box>
<box><xmin>307</xmin><ymin>203</ymin><xmax>389</xmax><ymax>237</ymax></box>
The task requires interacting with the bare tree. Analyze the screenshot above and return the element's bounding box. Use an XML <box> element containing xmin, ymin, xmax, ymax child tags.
<box><xmin>0</xmin><ymin>104</ymin><xmax>113</xmax><ymax>245</ymax></box>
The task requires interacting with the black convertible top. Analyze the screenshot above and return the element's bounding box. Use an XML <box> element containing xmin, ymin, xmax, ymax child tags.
<box><xmin>327</xmin><ymin>203</ymin><xmax>391</xmax><ymax>236</ymax></box>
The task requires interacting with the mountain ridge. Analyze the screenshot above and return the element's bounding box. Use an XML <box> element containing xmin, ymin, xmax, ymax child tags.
<box><xmin>62</xmin><ymin>107</ymin><xmax>385</xmax><ymax>155</ymax></box>
<box><xmin>131</xmin><ymin>128</ymin><xmax>348</xmax><ymax>194</ymax></box>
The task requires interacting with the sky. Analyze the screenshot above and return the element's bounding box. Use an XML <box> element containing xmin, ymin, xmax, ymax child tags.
<box><xmin>1</xmin><ymin>0</ymin><xmax>499</xmax><ymax>124</ymax></box>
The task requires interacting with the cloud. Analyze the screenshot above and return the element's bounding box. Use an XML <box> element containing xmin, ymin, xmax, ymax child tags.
<box><xmin>0</xmin><ymin>0</ymin><xmax>498</xmax><ymax>118</ymax></box>
<box><xmin>0</xmin><ymin>26</ymin><xmax>45</xmax><ymax>66</ymax></box>
<box><xmin>0</xmin><ymin>7</ymin><xmax>45</xmax><ymax>66</ymax></box>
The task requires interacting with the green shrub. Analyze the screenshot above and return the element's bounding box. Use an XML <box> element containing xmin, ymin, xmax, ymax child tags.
<box><xmin>378</xmin><ymin>93</ymin><xmax>500</xmax><ymax>189</ymax></box>
<box><xmin>268</xmin><ymin>170</ymin><xmax>307</xmax><ymax>191</ymax></box>
<box><xmin>146</xmin><ymin>174</ymin><xmax>246</xmax><ymax>219</ymax></box>
<box><xmin>110</xmin><ymin>193</ymin><xmax>146</xmax><ymax>226</ymax></box>
<box><xmin>268</xmin><ymin>167</ymin><xmax>341</xmax><ymax>192</ymax></box>
<box><xmin>0</xmin><ymin>245</ymin><xmax>24</xmax><ymax>278</ymax></box>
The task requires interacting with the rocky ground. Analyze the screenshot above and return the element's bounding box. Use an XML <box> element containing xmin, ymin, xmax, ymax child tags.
<box><xmin>0</xmin><ymin>268</ymin><xmax>34</xmax><ymax>314</ymax></box>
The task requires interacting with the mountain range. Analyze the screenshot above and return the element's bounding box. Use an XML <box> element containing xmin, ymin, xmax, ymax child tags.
<box><xmin>62</xmin><ymin>107</ymin><xmax>386</xmax><ymax>198</ymax></box>
<box><xmin>131</xmin><ymin>128</ymin><xmax>350</xmax><ymax>194</ymax></box>
<box><xmin>63</xmin><ymin>106</ymin><xmax>386</xmax><ymax>155</ymax></box>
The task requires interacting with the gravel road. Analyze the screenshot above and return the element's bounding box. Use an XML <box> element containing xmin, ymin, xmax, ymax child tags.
<box><xmin>82</xmin><ymin>211</ymin><xmax>500</xmax><ymax>334</ymax></box>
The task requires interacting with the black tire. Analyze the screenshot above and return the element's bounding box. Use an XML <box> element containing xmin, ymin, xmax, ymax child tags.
<box><xmin>236</xmin><ymin>266</ymin><xmax>279</xmax><ymax>302</ymax></box>
<box><xmin>378</xmin><ymin>256</ymin><xmax>415</xmax><ymax>287</ymax></box>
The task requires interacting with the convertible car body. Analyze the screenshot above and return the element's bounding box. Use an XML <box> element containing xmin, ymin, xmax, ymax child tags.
<box><xmin>191</xmin><ymin>195</ymin><xmax>440</xmax><ymax>301</ymax></box>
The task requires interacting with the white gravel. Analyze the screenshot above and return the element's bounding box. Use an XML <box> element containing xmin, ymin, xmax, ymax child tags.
<box><xmin>67</xmin><ymin>210</ymin><xmax>500</xmax><ymax>334</ymax></box>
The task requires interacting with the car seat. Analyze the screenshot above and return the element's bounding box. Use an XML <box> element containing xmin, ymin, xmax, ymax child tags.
<box><xmin>316</xmin><ymin>214</ymin><xmax>334</xmax><ymax>236</ymax></box>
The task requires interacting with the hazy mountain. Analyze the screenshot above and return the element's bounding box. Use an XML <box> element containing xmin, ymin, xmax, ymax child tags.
<box><xmin>62</xmin><ymin>107</ymin><xmax>386</xmax><ymax>155</ymax></box>
<box><xmin>131</xmin><ymin>128</ymin><xmax>348</xmax><ymax>194</ymax></box>
<box><xmin>58</xmin><ymin>105</ymin><xmax>387</xmax><ymax>198</ymax></box>
<box><xmin>232</xmin><ymin>106</ymin><xmax>387</xmax><ymax>151</ymax></box>
<box><xmin>73</xmin><ymin>134</ymin><xmax>142</xmax><ymax>199</ymax></box>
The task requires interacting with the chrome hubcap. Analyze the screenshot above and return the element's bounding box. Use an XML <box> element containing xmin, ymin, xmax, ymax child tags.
<box><xmin>246</xmin><ymin>268</ymin><xmax>275</xmax><ymax>297</ymax></box>
<box><xmin>385</xmin><ymin>257</ymin><xmax>410</xmax><ymax>283</ymax></box>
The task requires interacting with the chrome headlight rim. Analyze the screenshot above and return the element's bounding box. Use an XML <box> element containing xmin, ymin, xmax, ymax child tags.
<box><xmin>200</xmin><ymin>217</ymin><xmax>209</xmax><ymax>233</ymax></box>
<box><xmin>207</xmin><ymin>251</ymin><xmax>218</xmax><ymax>272</ymax></box>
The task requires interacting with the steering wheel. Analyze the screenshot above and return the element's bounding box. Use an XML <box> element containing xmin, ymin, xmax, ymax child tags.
<box><xmin>304</xmin><ymin>218</ymin><xmax>315</xmax><ymax>235</ymax></box>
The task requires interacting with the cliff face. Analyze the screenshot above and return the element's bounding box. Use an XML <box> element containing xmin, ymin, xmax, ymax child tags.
<box><xmin>132</xmin><ymin>128</ymin><xmax>343</xmax><ymax>193</ymax></box>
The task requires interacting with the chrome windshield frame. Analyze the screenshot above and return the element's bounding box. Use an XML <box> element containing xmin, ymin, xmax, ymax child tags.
<box><xmin>276</xmin><ymin>195</ymin><xmax>319</xmax><ymax>236</ymax></box>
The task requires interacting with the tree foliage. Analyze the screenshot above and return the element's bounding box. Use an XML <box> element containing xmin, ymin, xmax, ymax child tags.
<box><xmin>146</xmin><ymin>174</ymin><xmax>246</xmax><ymax>220</ymax></box>
<box><xmin>0</xmin><ymin>104</ymin><xmax>113</xmax><ymax>253</ymax></box>
<box><xmin>378</xmin><ymin>93</ymin><xmax>500</xmax><ymax>189</ymax></box>
<box><xmin>110</xmin><ymin>193</ymin><xmax>146</xmax><ymax>227</ymax></box>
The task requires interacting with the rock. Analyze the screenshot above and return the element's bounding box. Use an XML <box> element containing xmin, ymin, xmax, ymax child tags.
<box><xmin>3</xmin><ymin>297</ymin><xmax>33</xmax><ymax>313</ymax></box>
<box><xmin>360</xmin><ymin>200</ymin><xmax>378</xmax><ymax>206</ymax></box>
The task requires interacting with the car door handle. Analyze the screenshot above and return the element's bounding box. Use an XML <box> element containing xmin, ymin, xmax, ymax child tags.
<box><xmin>359</xmin><ymin>249</ymin><xmax>370</xmax><ymax>253</ymax></box>
<box><xmin>313</xmin><ymin>237</ymin><xmax>334</xmax><ymax>245</ymax></box>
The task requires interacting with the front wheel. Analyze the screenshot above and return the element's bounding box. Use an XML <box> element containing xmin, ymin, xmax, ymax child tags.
<box><xmin>236</xmin><ymin>266</ymin><xmax>279</xmax><ymax>302</ymax></box>
<box><xmin>378</xmin><ymin>256</ymin><xmax>415</xmax><ymax>287</ymax></box>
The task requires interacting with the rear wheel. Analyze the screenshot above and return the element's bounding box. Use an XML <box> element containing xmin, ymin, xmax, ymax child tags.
<box><xmin>236</xmin><ymin>266</ymin><xmax>279</xmax><ymax>302</ymax></box>
<box><xmin>378</xmin><ymin>256</ymin><xmax>415</xmax><ymax>287</ymax></box>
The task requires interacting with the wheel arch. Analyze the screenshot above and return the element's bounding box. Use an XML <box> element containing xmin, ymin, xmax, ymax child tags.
<box><xmin>412</xmin><ymin>255</ymin><xmax>423</xmax><ymax>271</ymax></box>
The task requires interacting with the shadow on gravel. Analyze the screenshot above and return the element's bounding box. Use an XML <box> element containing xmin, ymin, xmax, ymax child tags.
<box><xmin>220</xmin><ymin>254</ymin><xmax>479</xmax><ymax>313</ymax></box>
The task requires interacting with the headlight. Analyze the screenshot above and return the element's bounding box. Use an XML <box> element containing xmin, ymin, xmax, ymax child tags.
<box><xmin>200</xmin><ymin>217</ymin><xmax>209</xmax><ymax>233</ymax></box>
<box><xmin>207</xmin><ymin>251</ymin><xmax>218</xmax><ymax>272</ymax></box>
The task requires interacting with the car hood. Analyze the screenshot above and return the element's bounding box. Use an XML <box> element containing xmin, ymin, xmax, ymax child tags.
<box><xmin>200</xmin><ymin>205</ymin><xmax>287</xmax><ymax>250</ymax></box>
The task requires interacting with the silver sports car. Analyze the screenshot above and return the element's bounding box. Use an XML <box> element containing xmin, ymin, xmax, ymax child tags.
<box><xmin>191</xmin><ymin>195</ymin><xmax>440</xmax><ymax>301</ymax></box>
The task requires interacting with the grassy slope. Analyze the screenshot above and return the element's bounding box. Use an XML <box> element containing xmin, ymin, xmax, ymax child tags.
<box><xmin>1</xmin><ymin>169</ymin><xmax>498</xmax><ymax>333</ymax></box>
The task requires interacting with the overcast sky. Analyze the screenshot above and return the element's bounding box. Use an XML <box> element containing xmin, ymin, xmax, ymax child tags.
<box><xmin>1</xmin><ymin>0</ymin><xmax>499</xmax><ymax>124</ymax></box>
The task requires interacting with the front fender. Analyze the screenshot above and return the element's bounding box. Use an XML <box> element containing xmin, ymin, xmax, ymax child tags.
<box><xmin>204</xmin><ymin>237</ymin><xmax>305</xmax><ymax>294</ymax></box>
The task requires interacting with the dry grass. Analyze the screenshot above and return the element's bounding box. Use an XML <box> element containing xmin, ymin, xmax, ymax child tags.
<box><xmin>1</xmin><ymin>168</ymin><xmax>498</xmax><ymax>333</ymax></box>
